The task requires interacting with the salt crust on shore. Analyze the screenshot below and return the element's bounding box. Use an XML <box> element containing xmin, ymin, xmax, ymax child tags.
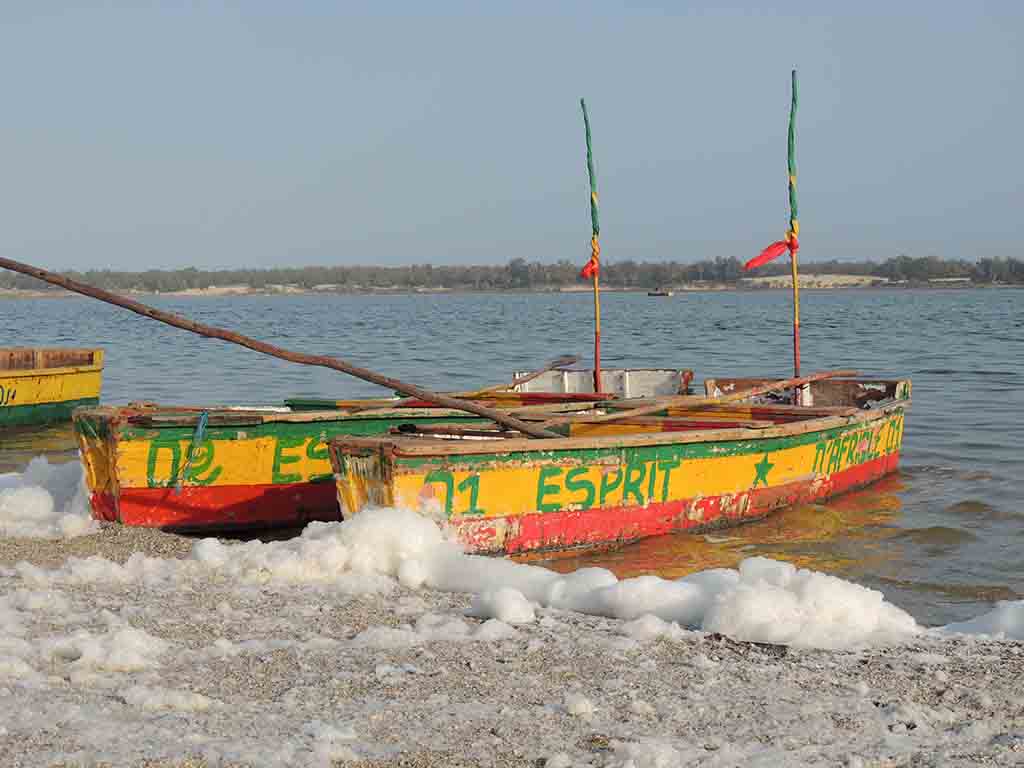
<box><xmin>2</xmin><ymin>459</ymin><xmax>1024</xmax><ymax>767</ymax></box>
<box><xmin>0</xmin><ymin>459</ymin><xmax>98</xmax><ymax>539</ymax></box>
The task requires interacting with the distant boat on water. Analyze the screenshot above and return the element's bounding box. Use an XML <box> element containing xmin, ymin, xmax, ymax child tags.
<box><xmin>1</xmin><ymin>347</ymin><xmax>103</xmax><ymax>428</ymax></box>
<box><xmin>647</xmin><ymin>289</ymin><xmax>674</xmax><ymax>297</ymax></box>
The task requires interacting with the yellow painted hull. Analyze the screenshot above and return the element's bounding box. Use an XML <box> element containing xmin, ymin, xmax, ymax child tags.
<box><xmin>1</xmin><ymin>349</ymin><xmax>103</xmax><ymax>427</ymax></box>
<box><xmin>331</xmin><ymin>403</ymin><xmax>908</xmax><ymax>554</ymax></box>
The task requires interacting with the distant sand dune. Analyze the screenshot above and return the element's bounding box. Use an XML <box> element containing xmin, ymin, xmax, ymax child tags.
<box><xmin>740</xmin><ymin>273</ymin><xmax>888</xmax><ymax>289</ymax></box>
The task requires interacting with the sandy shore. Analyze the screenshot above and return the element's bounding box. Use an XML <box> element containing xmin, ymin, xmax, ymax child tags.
<box><xmin>739</xmin><ymin>274</ymin><xmax>889</xmax><ymax>289</ymax></box>
<box><xmin>2</xmin><ymin>524</ymin><xmax>1023</xmax><ymax>768</ymax></box>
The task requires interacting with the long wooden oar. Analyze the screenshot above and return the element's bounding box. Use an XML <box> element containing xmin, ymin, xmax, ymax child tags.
<box><xmin>539</xmin><ymin>369</ymin><xmax>858</xmax><ymax>428</ymax></box>
<box><xmin>0</xmin><ymin>257</ymin><xmax>559</xmax><ymax>439</ymax></box>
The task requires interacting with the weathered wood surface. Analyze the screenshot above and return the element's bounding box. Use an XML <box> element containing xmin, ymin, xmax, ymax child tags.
<box><xmin>328</xmin><ymin>402</ymin><xmax>908</xmax><ymax>555</ymax></box>
<box><xmin>0</xmin><ymin>347</ymin><xmax>100</xmax><ymax>371</ymax></box>
<box><xmin>334</xmin><ymin>401</ymin><xmax>902</xmax><ymax>457</ymax></box>
<box><xmin>539</xmin><ymin>370</ymin><xmax>858</xmax><ymax>429</ymax></box>
<box><xmin>705</xmin><ymin>376</ymin><xmax>911</xmax><ymax>409</ymax></box>
<box><xmin>0</xmin><ymin>256</ymin><xmax>559</xmax><ymax>439</ymax></box>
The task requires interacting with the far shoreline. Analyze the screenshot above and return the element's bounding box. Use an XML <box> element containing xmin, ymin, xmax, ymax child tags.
<box><xmin>2</xmin><ymin>280</ymin><xmax>1020</xmax><ymax>300</ymax></box>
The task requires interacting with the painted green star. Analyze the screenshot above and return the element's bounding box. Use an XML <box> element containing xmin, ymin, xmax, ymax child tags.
<box><xmin>752</xmin><ymin>453</ymin><xmax>774</xmax><ymax>488</ymax></box>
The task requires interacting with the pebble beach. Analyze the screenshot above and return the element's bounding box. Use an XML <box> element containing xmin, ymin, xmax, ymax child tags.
<box><xmin>3</xmin><ymin>460</ymin><xmax>1024</xmax><ymax>768</ymax></box>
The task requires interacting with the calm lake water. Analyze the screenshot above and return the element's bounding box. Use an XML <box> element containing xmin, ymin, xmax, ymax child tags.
<box><xmin>3</xmin><ymin>288</ymin><xmax>1022</xmax><ymax>625</ymax></box>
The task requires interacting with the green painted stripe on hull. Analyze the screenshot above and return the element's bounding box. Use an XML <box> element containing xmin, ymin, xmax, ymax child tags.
<box><xmin>74</xmin><ymin>412</ymin><xmax>113</xmax><ymax>440</ymax></box>
<box><xmin>394</xmin><ymin>409</ymin><xmax>905</xmax><ymax>469</ymax></box>
<box><xmin>109</xmin><ymin>414</ymin><xmax>485</xmax><ymax>443</ymax></box>
<box><xmin>0</xmin><ymin>397</ymin><xmax>100</xmax><ymax>428</ymax></box>
<box><xmin>283</xmin><ymin>398</ymin><xmax>355</xmax><ymax>411</ymax></box>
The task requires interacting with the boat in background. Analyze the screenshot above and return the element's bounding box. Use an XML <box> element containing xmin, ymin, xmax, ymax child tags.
<box><xmin>328</xmin><ymin>376</ymin><xmax>910</xmax><ymax>555</ymax></box>
<box><xmin>647</xmin><ymin>289</ymin><xmax>674</xmax><ymax>297</ymax></box>
<box><xmin>1</xmin><ymin>347</ymin><xmax>104</xmax><ymax>428</ymax></box>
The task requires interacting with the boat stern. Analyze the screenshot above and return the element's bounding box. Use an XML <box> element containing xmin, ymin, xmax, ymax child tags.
<box><xmin>703</xmin><ymin>375</ymin><xmax>911</xmax><ymax>409</ymax></box>
<box><xmin>328</xmin><ymin>438</ymin><xmax>396</xmax><ymax>518</ymax></box>
<box><xmin>72</xmin><ymin>406</ymin><xmax>121</xmax><ymax>522</ymax></box>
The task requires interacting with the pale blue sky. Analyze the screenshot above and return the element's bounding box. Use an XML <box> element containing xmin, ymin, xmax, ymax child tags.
<box><xmin>2</xmin><ymin>2</ymin><xmax>1020</xmax><ymax>270</ymax></box>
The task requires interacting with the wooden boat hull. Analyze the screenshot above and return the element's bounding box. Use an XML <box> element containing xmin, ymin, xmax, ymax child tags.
<box><xmin>328</xmin><ymin>402</ymin><xmax>907</xmax><ymax>555</ymax></box>
<box><xmin>75</xmin><ymin>407</ymin><xmax>488</xmax><ymax>532</ymax></box>
<box><xmin>0</xmin><ymin>348</ymin><xmax>103</xmax><ymax>427</ymax></box>
<box><xmin>74</xmin><ymin>386</ymin><xmax>603</xmax><ymax>532</ymax></box>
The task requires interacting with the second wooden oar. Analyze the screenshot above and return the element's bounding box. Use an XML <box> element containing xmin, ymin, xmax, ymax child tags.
<box><xmin>0</xmin><ymin>256</ymin><xmax>559</xmax><ymax>439</ymax></box>
<box><xmin>539</xmin><ymin>369</ymin><xmax>858</xmax><ymax>428</ymax></box>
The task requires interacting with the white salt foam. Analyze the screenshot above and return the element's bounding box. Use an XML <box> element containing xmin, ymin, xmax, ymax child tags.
<box><xmin>0</xmin><ymin>457</ymin><xmax>97</xmax><ymax>538</ymax></box>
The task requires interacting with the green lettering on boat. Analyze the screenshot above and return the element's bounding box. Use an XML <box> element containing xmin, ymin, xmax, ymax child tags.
<box><xmin>536</xmin><ymin>466</ymin><xmax>564</xmax><ymax>513</ymax></box>
<box><xmin>565</xmin><ymin>466</ymin><xmax>596</xmax><ymax>509</ymax></box>
<box><xmin>599</xmin><ymin>469</ymin><xmax>622</xmax><ymax>505</ymax></box>
<box><xmin>622</xmin><ymin>460</ymin><xmax>646</xmax><ymax>505</ymax></box>
<box><xmin>272</xmin><ymin>435</ymin><xmax>306</xmax><ymax>484</ymax></box>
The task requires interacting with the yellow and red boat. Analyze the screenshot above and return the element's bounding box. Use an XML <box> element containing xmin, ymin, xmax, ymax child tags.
<box><xmin>328</xmin><ymin>377</ymin><xmax>910</xmax><ymax>555</ymax></box>
<box><xmin>74</xmin><ymin>404</ymin><xmax>486</xmax><ymax>531</ymax></box>
<box><xmin>1</xmin><ymin>347</ymin><xmax>104</xmax><ymax>428</ymax></box>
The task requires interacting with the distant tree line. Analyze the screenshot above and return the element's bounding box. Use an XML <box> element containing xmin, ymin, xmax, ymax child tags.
<box><xmin>2</xmin><ymin>255</ymin><xmax>1022</xmax><ymax>294</ymax></box>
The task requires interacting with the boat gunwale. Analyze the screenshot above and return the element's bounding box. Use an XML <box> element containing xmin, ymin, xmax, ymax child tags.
<box><xmin>71</xmin><ymin>399</ymin><xmax>607</xmax><ymax>429</ymax></box>
<box><xmin>72</xmin><ymin>405</ymin><xmax>494</xmax><ymax>428</ymax></box>
<box><xmin>0</xmin><ymin>347</ymin><xmax>104</xmax><ymax>375</ymax></box>
<box><xmin>329</xmin><ymin>400</ymin><xmax>909</xmax><ymax>457</ymax></box>
<box><xmin>1</xmin><ymin>363</ymin><xmax>105</xmax><ymax>379</ymax></box>
<box><xmin>547</xmin><ymin>403</ymin><xmax>862</xmax><ymax>424</ymax></box>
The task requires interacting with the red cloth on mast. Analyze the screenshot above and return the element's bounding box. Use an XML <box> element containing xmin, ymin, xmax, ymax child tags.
<box><xmin>580</xmin><ymin>236</ymin><xmax>601</xmax><ymax>278</ymax></box>
<box><xmin>743</xmin><ymin>235</ymin><xmax>799</xmax><ymax>271</ymax></box>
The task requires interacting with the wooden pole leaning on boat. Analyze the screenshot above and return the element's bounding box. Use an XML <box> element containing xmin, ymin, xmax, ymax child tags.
<box><xmin>476</xmin><ymin>354</ymin><xmax>579</xmax><ymax>394</ymax></box>
<box><xmin>428</xmin><ymin>354</ymin><xmax>580</xmax><ymax>401</ymax></box>
<box><xmin>539</xmin><ymin>369</ymin><xmax>858</xmax><ymax>428</ymax></box>
<box><xmin>0</xmin><ymin>257</ymin><xmax>560</xmax><ymax>439</ymax></box>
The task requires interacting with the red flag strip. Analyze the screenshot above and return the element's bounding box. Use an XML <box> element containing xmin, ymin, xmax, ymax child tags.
<box><xmin>743</xmin><ymin>235</ymin><xmax>799</xmax><ymax>271</ymax></box>
<box><xmin>580</xmin><ymin>236</ymin><xmax>601</xmax><ymax>278</ymax></box>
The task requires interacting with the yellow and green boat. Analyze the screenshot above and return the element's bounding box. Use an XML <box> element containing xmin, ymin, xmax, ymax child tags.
<box><xmin>328</xmin><ymin>377</ymin><xmax>910</xmax><ymax>555</ymax></box>
<box><xmin>0</xmin><ymin>347</ymin><xmax>104</xmax><ymax>428</ymax></box>
<box><xmin>74</xmin><ymin>404</ymin><xmax>487</xmax><ymax>531</ymax></box>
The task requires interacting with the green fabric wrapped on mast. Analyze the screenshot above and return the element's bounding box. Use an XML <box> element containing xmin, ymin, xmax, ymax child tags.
<box><xmin>579</xmin><ymin>97</ymin><xmax>603</xmax><ymax>394</ymax></box>
<box><xmin>788</xmin><ymin>68</ymin><xmax>802</xmax><ymax>383</ymax></box>
<box><xmin>581</xmin><ymin>98</ymin><xmax>600</xmax><ymax>237</ymax></box>
<box><xmin>788</xmin><ymin>69</ymin><xmax>798</xmax><ymax>232</ymax></box>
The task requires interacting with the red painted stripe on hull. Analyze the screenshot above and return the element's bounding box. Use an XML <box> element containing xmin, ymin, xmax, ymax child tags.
<box><xmin>92</xmin><ymin>482</ymin><xmax>340</xmax><ymax>532</ymax></box>
<box><xmin>456</xmin><ymin>452</ymin><xmax>901</xmax><ymax>554</ymax></box>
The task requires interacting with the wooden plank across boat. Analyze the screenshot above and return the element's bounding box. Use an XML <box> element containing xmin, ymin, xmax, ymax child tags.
<box><xmin>1</xmin><ymin>347</ymin><xmax>104</xmax><ymax>427</ymax></box>
<box><xmin>327</xmin><ymin>377</ymin><xmax>911</xmax><ymax>555</ymax></box>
